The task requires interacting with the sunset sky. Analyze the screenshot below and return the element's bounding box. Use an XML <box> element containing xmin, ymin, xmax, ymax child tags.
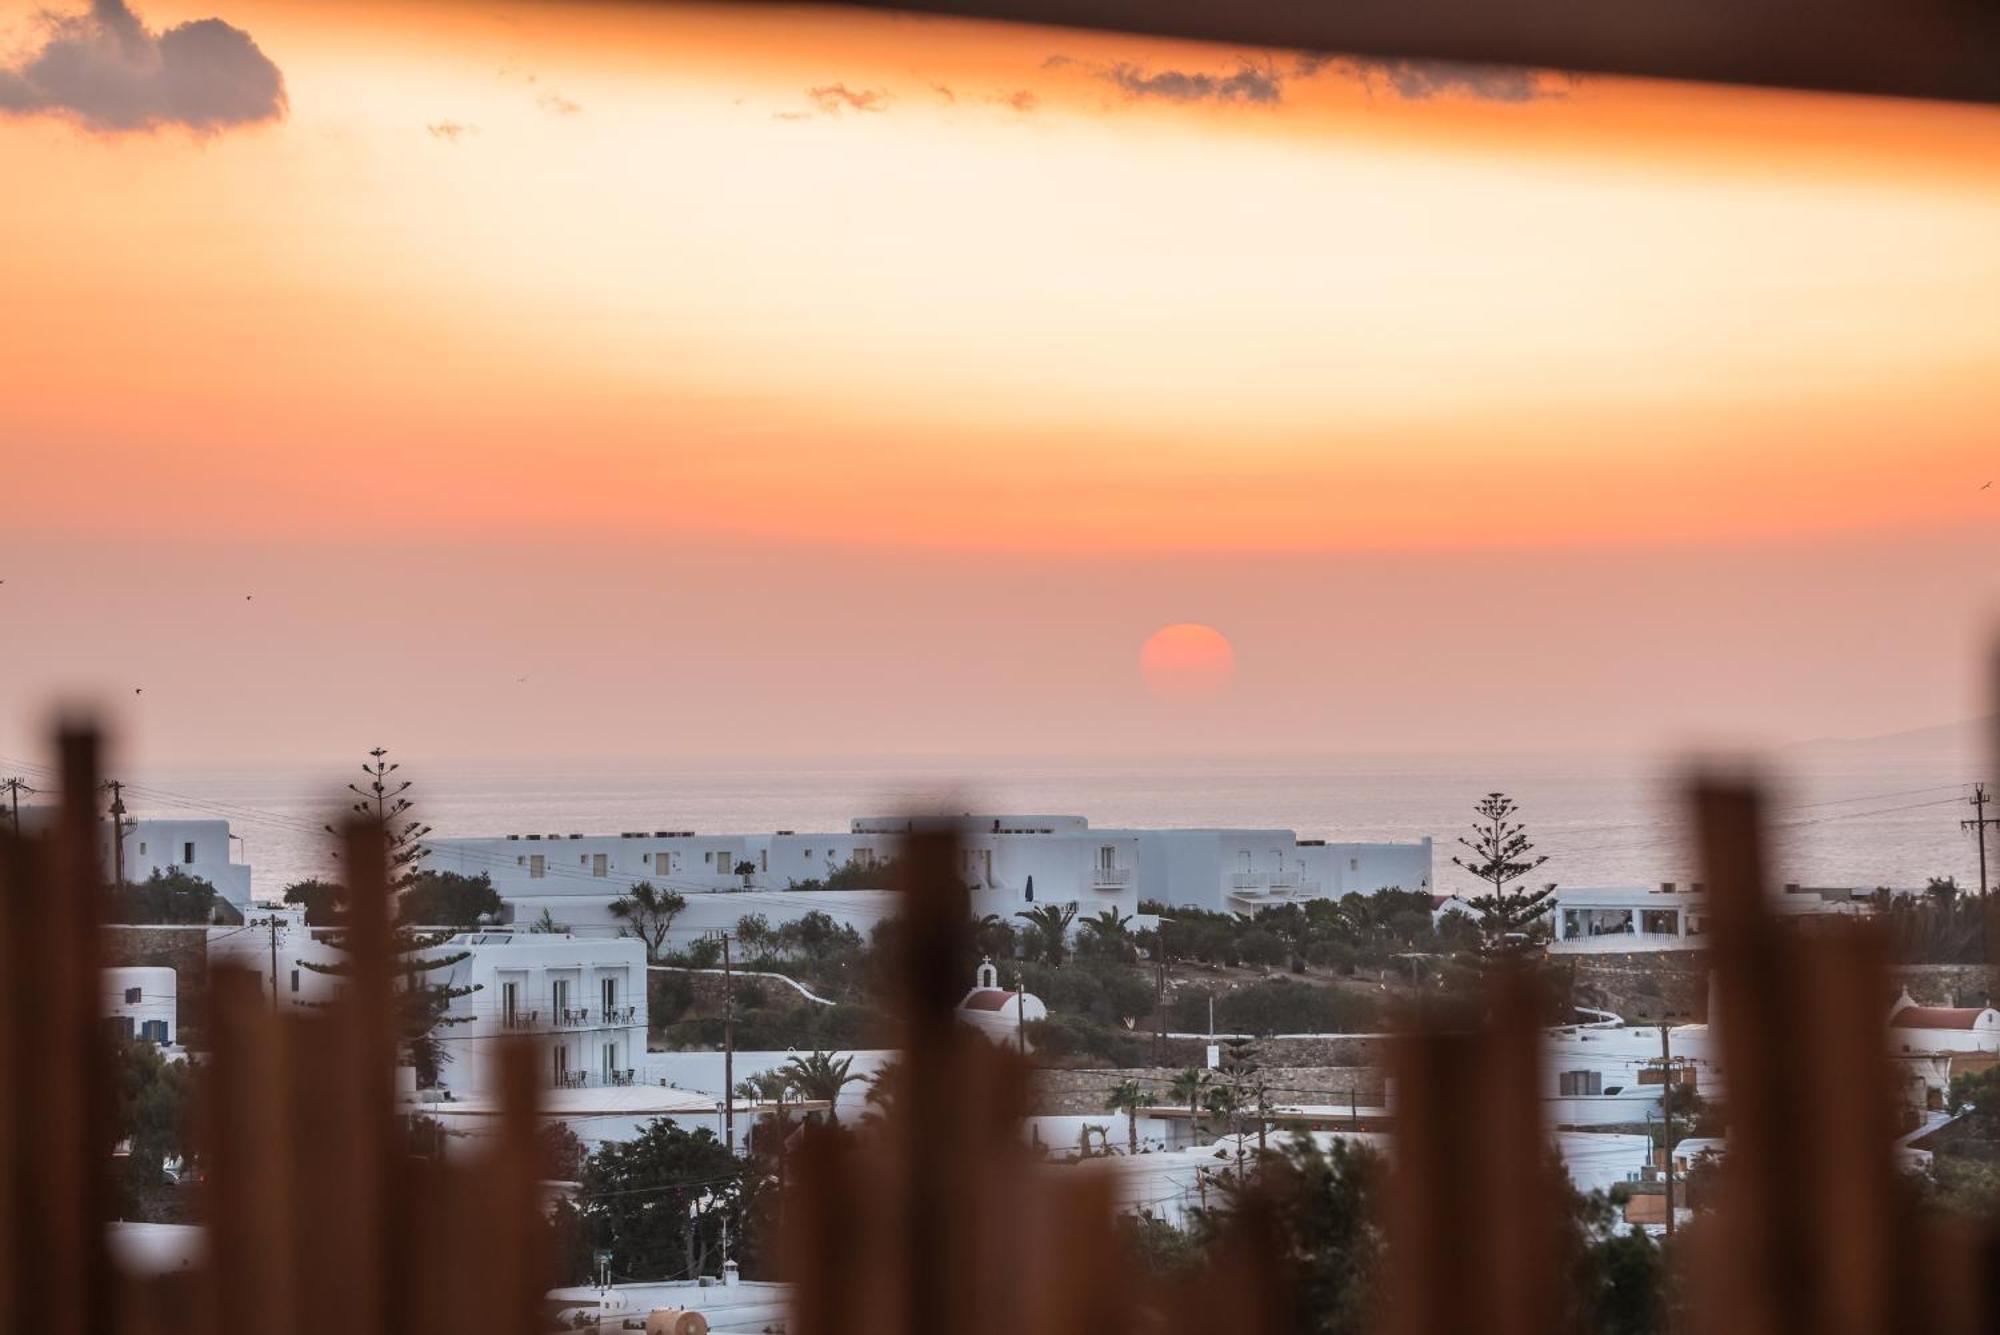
<box><xmin>3</xmin><ymin>0</ymin><xmax>1999</xmax><ymax>770</ymax></box>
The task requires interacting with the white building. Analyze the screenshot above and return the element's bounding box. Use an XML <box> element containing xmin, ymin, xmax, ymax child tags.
<box><xmin>101</xmin><ymin>966</ymin><xmax>177</xmax><ymax>1045</ymax></box>
<box><xmin>1548</xmin><ymin>883</ymin><xmax>1878</xmax><ymax>953</ymax></box>
<box><xmin>421</xmin><ymin>932</ymin><xmax>649</xmax><ymax>1096</ymax></box>
<box><xmin>1542</xmin><ymin>1022</ymin><xmax>1722</xmax><ymax>1126</ymax></box>
<box><xmin>206</xmin><ymin>904</ymin><xmax>344</xmax><ymax>1011</ymax></box>
<box><xmin>428</xmin><ymin>812</ymin><xmax>1432</xmax><ymax>939</ymax></box>
<box><xmin>19</xmin><ymin>807</ymin><xmax>254</xmax><ymax>917</ymax></box>
<box><xmin>959</xmin><ymin>957</ymin><xmax>1047</xmax><ymax>1047</ymax></box>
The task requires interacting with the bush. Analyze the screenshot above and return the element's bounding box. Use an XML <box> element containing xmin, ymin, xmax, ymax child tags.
<box><xmin>1022</xmin><ymin>1015</ymin><xmax>1151</xmax><ymax>1066</ymax></box>
<box><xmin>108</xmin><ymin>868</ymin><xmax>217</xmax><ymax>924</ymax></box>
<box><xmin>1216</xmin><ymin>978</ymin><xmax>1383</xmax><ymax>1036</ymax></box>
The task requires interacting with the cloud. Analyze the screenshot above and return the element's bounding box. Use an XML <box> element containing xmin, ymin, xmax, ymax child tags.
<box><xmin>536</xmin><ymin>90</ymin><xmax>581</xmax><ymax>116</ymax></box>
<box><xmin>427</xmin><ymin>119</ymin><xmax>473</xmax><ymax>143</ymax></box>
<box><xmin>0</xmin><ymin>0</ymin><xmax>285</xmax><ymax>133</ymax></box>
<box><xmin>1296</xmin><ymin>53</ymin><xmax>1560</xmax><ymax>102</ymax></box>
<box><xmin>931</xmin><ymin>82</ymin><xmax>956</xmax><ymax>104</ymax></box>
<box><xmin>1045</xmin><ymin>55</ymin><xmax>1283</xmax><ymax>105</ymax></box>
<box><xmin>807</xmin><ymin>83</ymin><xmax>888</xmax><ymax>115</ymax></box>
<box><xmin>991</xmin><ymin>89</ymin><xmax>1037</xmax><ymax>113</ymax></box>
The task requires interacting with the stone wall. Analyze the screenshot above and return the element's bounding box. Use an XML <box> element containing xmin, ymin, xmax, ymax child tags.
<box><xmin>101</xmin><ymin>926</ymin><xmax>209</xmax><ymax>1043</ymax></box>
<box><xmin>1564</xmin><ymin>950</ymin><xmax>1712</xmax><ymax>1021</ymax></box>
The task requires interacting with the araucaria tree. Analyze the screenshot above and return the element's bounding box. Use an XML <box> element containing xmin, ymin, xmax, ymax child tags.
<box><xmin>307</xmin><ymin>748</ymin><xmax>480</xmax><ymax>1087</ymax></box>
<box><xmin>1451</xmin><ymin>792</ymin><xmax>1554</xmax><ymax>954</ymax></box>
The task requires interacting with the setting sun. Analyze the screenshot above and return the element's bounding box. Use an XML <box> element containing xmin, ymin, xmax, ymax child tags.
<box><xmin>1140</xmin><ymin>623</ymin><xmax>1237</xmax><ymax>701</ymax></box>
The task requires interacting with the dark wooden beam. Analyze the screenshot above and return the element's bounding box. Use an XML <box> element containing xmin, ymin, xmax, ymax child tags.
<box><xmin>759</xmin><ymin>0</ymin><xmax>2000</xmax><ymax>105</ymax></box>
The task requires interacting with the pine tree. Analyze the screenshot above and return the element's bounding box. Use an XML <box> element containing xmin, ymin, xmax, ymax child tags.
<box><xmin>1451</xmin><ymin>792</ymin><xmax>1554</xmax><ymax>955</ymax></box>
<box><xmin>307</xmin><ymin>747</ymin><xmax>480</xmax><ymax>1087</ymax></box>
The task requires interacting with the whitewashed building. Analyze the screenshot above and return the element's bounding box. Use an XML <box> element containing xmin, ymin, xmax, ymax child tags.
<box><xmin>1548</xmin><ymin>883</ymin><xmax>1879</xmax><ymax>953</ymax></box>
<box><xmin>206</xmin><ymin>904</ymin><xmax>344</xmax><ymax>1011</ymax></box>
<box><xmin>19</xmin><ymin>807</ymin><xmax>254</xmax><ymax>916</ymax></box>
<box><xmin>421</xmin><ymin>932</ymin><xmax>649</xmax><ymax>1096</ymax></box>
<box><xmin>428</xmin><ymin>812</ymin><xmax>1432</xmax><ymax>939</ymax></box>
<box><xmin>101</xmin><ymin>966</ymin><xmax>177</xmax><ymax>1045</ymax></box>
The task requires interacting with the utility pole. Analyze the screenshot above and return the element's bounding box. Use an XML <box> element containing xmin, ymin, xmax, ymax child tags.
<box><xmin>0</xmin><ymin>776</ymin><xmax>35</xmax><ymax>831</ymax></box>
<box><xmin>1649</xmin><ymin>1023</ymin><xmax>1678</xmax><ymax>1241</ymax></box>
<box><xmin>719</xmin><ymin>932</ymin><xmax>735</xmax><ymax>1155</ymax></box>
<box><xmin>268</xmin><ymin>912</ymin><xmax>281</xmax><ymax>1009</ymax></box>
<box><xmin>103</xmin><ymin>780</ymin><xmax>132</xmax><ymax>890</ymax></box>
<box><xmin>1963</xmin><ymin>785</ymin><xmax>2000</xmax><ymax>897</ymax></box>
<box><xmin>1153</xmin><ymin>916</ymin><xmax>1173</xmax><ymax>1066</ymax></box>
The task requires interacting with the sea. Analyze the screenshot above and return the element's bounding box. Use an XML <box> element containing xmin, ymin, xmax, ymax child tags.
<box><xmin>105</xmin><ymin>741</ymin><xmax>1995</xmax><ymax>902</ymax></box>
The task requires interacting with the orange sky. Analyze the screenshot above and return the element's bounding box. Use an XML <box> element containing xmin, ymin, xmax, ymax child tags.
<box><xmin>2</xmin><ymin>0</ymin><xmax>1998</xmax><ymax>765</ymax></box>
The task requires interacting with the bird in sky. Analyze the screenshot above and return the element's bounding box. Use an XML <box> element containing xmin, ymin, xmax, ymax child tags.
<box><xmin>1983</xmin><ymin>481</ymin><xmax>1993</xmax><ymax>490</ymax></box>
<box><xmin>133</xmin><ymin>688</ymin><xmax>143</xmax><ymax>696</ymax></box>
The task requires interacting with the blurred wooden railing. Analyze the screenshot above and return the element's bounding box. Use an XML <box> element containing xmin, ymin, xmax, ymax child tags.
<box><xmin>2</xmin><ymin>728</ymin><xmax>1995</xmax><ymax>1335</ymax></box>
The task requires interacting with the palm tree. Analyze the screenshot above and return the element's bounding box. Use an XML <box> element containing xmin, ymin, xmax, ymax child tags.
<box><xmin>1078</xmin><ymin>908</ymin><xmax>1134</xmax><ymax>960</ymax></box>
<box><xmin>862</xmin><ymin>1060</ymin><xmax>902</xmax><ymax>1125</ymax></box>
<box><xmin>1014</xmin><ymin>903</ymin><xmax>1077</xmax><ymax>967</ymax></box>
<box><xmin>607</xmin><ymin>881</ymin><xmax>688</xmax><ymax>963</ymax></box>
<box><xmin>1104</xmin><ymin>1078</ymin><xmax>1145</xmax><ymax>1153</ymax></box>
<box><xmin>784</xmin><ymin>1050</ymin><xmax>864</xmax><ymax>1123</ymax></box>
<box><xmin>973</xmin><ymin>913</ymin><xmax>1017</xmax><ymax>960</ymax></box>
<box><xmin>735</xmin><ymin>1071</ymin><xmax>796</xmax><ymax>1151</ymax></box>
<box><xmin>1169</xmin><ymin>1067</ymin><xmax>1210</xmax><ymax>1123</ymax></box>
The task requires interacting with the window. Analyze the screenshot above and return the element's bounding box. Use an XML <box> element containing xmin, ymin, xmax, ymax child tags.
<box><xmin>1558</xmin><ymin>1070</ymin><xmax>1604</xmax><ymax>1097</ymax></box>
<box><xmin>124</xmin><ymin>986</ymin><xmax>142</xmax><ymax>1004</ymax></box>
<box><xmin>1642</xmin><ymin>909</ymin><xmax>1680</xmax><ymax>936</ymax></box>
<box><xmin>529</xmin><ymin>854</ymin><xmax>546</xmax><ymax>879</ymax></box>
<box><xmin>602</xmin><ymin>1041</ymin><xmax>619</xmax><ymax>1080</ymax></box>
<box><xmin>602</xmin><ymin>977</ymin><xmax>617</xmax><ymax>1018</ymax></box>
<box><xmin>138</xmin><ymin>841</ymin><xmax>146</xmax><ymax>855</ymax></box>
<box><xmin>104</xmin><ymin>1016</ymin><xmax>135</xmax><ymax>1041</ymax></box>
<box><xmin>654</xmin><ymin>852</ymin><xmax>674</xmax><ymax>875</ymax></box>
<box><xmin>759</xmin><ymin>850</ymin><xmax>767</xmax><ymax>873</ymax></box>
<box><xmin>290</xmin><ymin>969</ymin><xmax>300</xmax><ymax>994</ymax></box>
<box><xmin>503</xmin><ymin>981</ymin><xmax>521</xmax><ymax>1026</ymax></box>
<box><xmin>183</xmin><ymin>841</ymin><xmax>196</xmax><ymax>864</ymax></box>
<box><xmin>142</xmin><ymin>1020</ymin><xmax>169</xmax><ymax>1044</ymax></box>
<box><xmin>1098</xmin><ymin>845</ymin><xmax>1116</xmax><ymax>872</ymax></box>
<box><xmin>1350</xmin><ymin>857</ymin><xmax>1360</xmax><ymax>872</ymax></box>
<box><xmin>552</xmin><ymin>979</ymin><xmax>570</xmax><ymax>1019</ymax></box>
<box><xmin>552</xmin><ymin>1045</ymin><xmax>569</xmax><ymax>1083</ymax></box>
<box><xmin>592</xmin><ymin>853</ymin><xmax>608</xmax><ymax>878</ymax></box>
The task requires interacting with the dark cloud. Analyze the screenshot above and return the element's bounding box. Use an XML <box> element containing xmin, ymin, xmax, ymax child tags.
<box><xmin>807</xmin><ymin>83</ymin><xmax>888</xmax><ymax>115</ymax></box>
<box><xmin>0</xmin><ymin>0</ymin><xmax>285</xmax><ymax>134</ymax></box>
<box><xmin>1295</xmin><ymin>52</ymin><xmax>1559</xmax><ymax>102</ymax></box>
<box><xmin>536</xmin><ymin>91</ymin><xmax>581</xmax><ymax>116</ymax></box>
<box><xmin>1104</xmin><ymin>60</ymin><xmax>1282</xmax><ymax>104</ymax></box>
<box><xmin>1044</xmin><ymin>54</ymin><xmax>1282</xmax><ymax>105</ymax></box>
<box><xmin>427</xmin><ymin>119</ymin><xmax>472</xmax><ymax>143</ymax></box>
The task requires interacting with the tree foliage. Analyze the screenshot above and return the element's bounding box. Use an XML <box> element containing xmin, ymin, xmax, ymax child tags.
<box><xmin>1451</xmin><ymin>792</ymin><xmax>1555</xmax><ymax>953</ymax></box>
<box><xmin>107</xmin><ymin>867</ymin><xmax>218</xmax><ymax>925</ymax></box>
<box><xmin>576</xmin><ymin>1120</ymin><xmax>747</xmax><ymax>1282</ymax></box>
<box><xmin>396</xmin><ymin>870</ymin><xmax>503</xmax><ymax>928</ymax></box>
<box><xmin>609</xmin><ymin>881</ymin><xmax>688</xmax><ymax>963</ymax></box>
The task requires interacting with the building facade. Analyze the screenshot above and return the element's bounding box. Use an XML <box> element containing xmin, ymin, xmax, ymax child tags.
<box><xmin>427</xmin><ymin>812</ymin><xmax>1433</xmax><ymax>937</ymax></box>
<box><xmin>422</xmin><ymin>933</ymin><xmax>649</xmax><ymax>1095</ymax></box>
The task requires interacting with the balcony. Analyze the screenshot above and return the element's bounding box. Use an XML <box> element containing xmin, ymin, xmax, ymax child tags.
<box><xmin>1090</xmin><ymin>866</ymin><xmax>1132</xmax><ymax>889</ymax></box>
<box><xmin>1227</xmin><ymin>872</ymin><xmax>1322</xmax><ymax>901</ymax></box>
<box><xmin>552</xmin><ymin>1068</ymin><xmax>640</xmax><ymax>1090</ymax></box>
<box><xmin>501</xmin><ymin>1004</ymin><xmax>641</xmax><ymax>1032</ymax></box>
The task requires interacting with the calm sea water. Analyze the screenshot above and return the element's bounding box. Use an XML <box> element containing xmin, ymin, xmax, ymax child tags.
<box><xmin>116</xmin><ymin>748</ymin><xmax>1991</xmax><ymax>901</ymax></box>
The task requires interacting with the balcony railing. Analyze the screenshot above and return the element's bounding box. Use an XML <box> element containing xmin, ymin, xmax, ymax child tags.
<box><xmin>1227</xmin><ymin>873</ymin><xmax>1322</xmax><ymax>897</ymax></box>
<box><xmin>1090</xmin><ymin>867</ymin><xmax>1132</xmax><ymax>888</ymax></box>
<box><xmin>501</xmin><ymin>1004</ymin><xmax>640</xmax><ymax>1032</ymax></box>
<box><xmin>551</xmin><ymin>1068</ymin><xmax>639</xmax><ymax>1091</ymax></box>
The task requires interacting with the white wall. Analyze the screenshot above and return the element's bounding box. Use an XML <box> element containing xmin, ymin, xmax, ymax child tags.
<box><xmin>207</xmin><ymin>907</ymin><xmax>344</xmax><ymax>1011</ymax></box>
<box><xmin>424</xmin><ymin>933</ymin><xmax>648</xmax><ymax>1097</ymax></box>
<box><xmin>102</xmin><ymin>966</ymin><xmax>176</xmax><ymax>1045</ymax></box>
